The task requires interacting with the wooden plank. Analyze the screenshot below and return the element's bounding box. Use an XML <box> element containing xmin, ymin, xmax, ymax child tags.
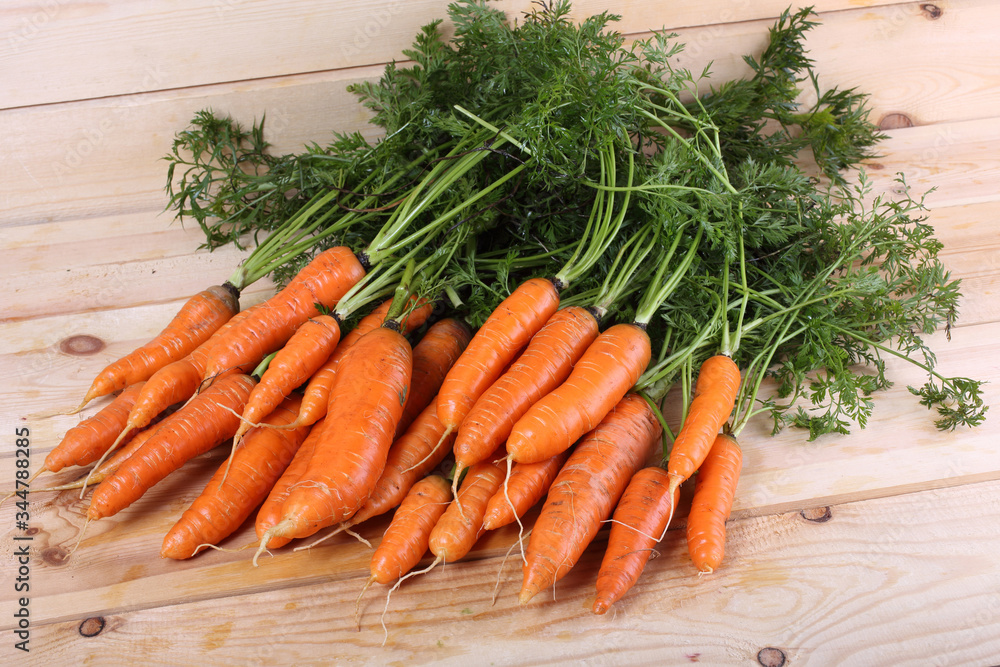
<box><xmin>1</xmin><ymin>2</ymin><xmax>997</xmax><ymax>663</ymax></box>
<box><xmin>5</xmin><ymin>1</ymin><xmax>1000</xmax><ymax>226</ymax></box>
<box><xmin>2</xmin><ymin>318</ymin><xmax>996</xmax><ymax>627</ymax></box>
<box><xmin>10</xmin><ymin>478</ymin><xmax>1000</xmax><ymax>665</ymax></box>
<box><xmin>3</xmin><ymin>231</ymin><xmax>258</xmax><ymax>322</ymax></box>
<box><xmin>0</xmin><ymin>67</ymin><xmax>383</xmax><ymax>226</ymax></box>
<box><xmin>2</xmin><ymin>0</ymin><xmax>910</xmax><ymax>110</ymax></box>
<box><xmin>862</xmin><ymin>116</ymin><xmax>1000</xmax><ymax>209</ymax></box>
<box><xmin>4</xmin><ymin>194</ymin><xmax>995</xmax><ymax>326</ymax></box>
<box><xmin>2</xmin><ymin>234</ymin><xmax>995</xmax><ymax>458</ymax></box>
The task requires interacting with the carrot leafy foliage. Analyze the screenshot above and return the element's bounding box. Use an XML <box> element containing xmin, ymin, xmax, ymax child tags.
<box><xmin>164</xmin><ymin>1</ymin><xmax>987</xmax><ymax>437</ymax></box>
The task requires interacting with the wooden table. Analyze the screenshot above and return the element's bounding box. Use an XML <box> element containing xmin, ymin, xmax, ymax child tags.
<box><xmin>3</xmin><ymin>1</ymin><xmax>999</xmax><ymax>664</ymax></box>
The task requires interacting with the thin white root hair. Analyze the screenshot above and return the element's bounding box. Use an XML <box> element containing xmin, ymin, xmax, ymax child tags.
<box><xmin>380</xmin><ymin>555</ymin><xmax>443</xmax><ymax>646</ymax></box>
<box><xmin>69</xmin><ymin>516</ymin><xmax>92</xmax><ymax>557</ymax></box>
<box><xmin>491</xmin><ymin>527</ymin><xmax>533</xmax><ymax>606</ymax></box>
<box><xmin>293</xmin><ymin>523</ymin><xmax>349</xmax><ymax>552</ymax></box>
<box><xmin>190</xmin><ymin>542</ymin><xmax>253</xmax><ymax>556</ymax></box>
<box><xmin>601</xmin><ymin>518</ymin><xmax>661</xmax><ymax>543</ymax></box>
<box><xmin>400</xmin><ymin>427</ymin><xmax>451</xmax><ymax>474</ymax></box>
<box><xmin>82</xmin><ymin>429</ymin><xmax>132</xmax><ymax>499</ymax></box>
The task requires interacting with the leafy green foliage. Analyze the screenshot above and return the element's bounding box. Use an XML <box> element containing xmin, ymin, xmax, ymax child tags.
<box><xmin>165</xmin><ymin>110</ymin><xmax>377</xmax><ymax>250</ymax></box>
<box><xmin>163</xmin><ymin>1</ymin><xmax>985</xmax><ymax>438</ymax></box>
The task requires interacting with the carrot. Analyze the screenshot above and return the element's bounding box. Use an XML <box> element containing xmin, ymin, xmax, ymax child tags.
<box><xmin>519</xmin><ymin>393</ymin><xmax>661</xmax><ymax>604</ymax></box>
<box><xmin>454</xmin><ymin>306</ymin><xmax>599</xmax><ymax>471</ymax></box>
<box><xmin>87</xmin><ymin>373</ymin><xmax>256</xmax><ymax>520</ymax></box>
<box><xmin>481</xmin><ymin>449</ymin><xmax>571</xmax><ymax>531</ymax></box>
<box><xmin>201</xmin><ymin>247</ymin><xmax>366</xmax><ymax>380</ymax></box>
<box><xmin>32</xmin><ymin>424</ymin><xmax>159</xmax><ymax>496</ymax></box>
<box><xmin>686</xmin><ymin>433</ymin><xmax>743</xmax><ymax>574</ymax></box>
<box><xmin>254</xmin><ymin>326</ymin><xmax>412</xmax><ymax>558</ymax></box>
<box><xmin>285</xmin><ymin>298</ymin><xmax>432</xmax><ymax>430</ymax></box>
<box><xmin>73</xmin><ymin>284</ymin><xmax>240</xmax><ymax>411</ymax></box>
<box><xmin>161</xmin><ymin>396</ymin><xmax>310</xmax><ymax>559</ymax></box>
<box><xmin>255</xmin><ymin>416</ymin><xmax>327</xmax><ymax>550</ymax></box>
<box><xmin>666</xmin><ymin>355</ymin><xmax>741</xmax><ymax>494</ymax></box>
<box><xmin>427</xmin><ymin>447</ymin><xmax>507</xmax><ymax>563</ymax></box>
<box><xmin>397</xmin><ymin>318</ymin><xmax>471</xmax><ymax>438</ymax></box>
<box><xmin>231</xmin><ymin>315</ymin><xmax>341</xmax><ymax>447</ymax></box>
<box><xmin>112</xmin><ymin>306</ymin><xmax>258</xmax><ymax>451</ymax></box>
<box><xmin>368</xmin><ymin>474</ymin><xmax>452</xmax><ymax>585</ymax></box>
<box><xmin>349</xmin><ymin>400</ymin><xmax>456</xmax><ymax>528</ymax></box>
<box><xmin>43</xmin><ymin>382</ymin><xmax>146</xmax><ymax>473</ymax></box>
<box><xmin>507</xmin><ymin>322</ymin><xmax>651</xmax><ymax>465</ymax></box>
<box><xmin>592</xmin><ymin>466</ymin><xmax>680</xmax><ymax>614</ymax></box>
<box><xmin>436</xmin><ymin>277</ymin><xmax>560</xmax><ymax>433</ymax></box>
<box><xmin>296</xmin><ymin>399</ymin><xmax>456</xmax><ymax>551</ymax></box>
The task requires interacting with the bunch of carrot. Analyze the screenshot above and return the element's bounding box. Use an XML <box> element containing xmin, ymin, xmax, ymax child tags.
<box><xmin>27</xmin><ymin>0</ymin><xmax>986</xmax><ymax>630</ymax></box>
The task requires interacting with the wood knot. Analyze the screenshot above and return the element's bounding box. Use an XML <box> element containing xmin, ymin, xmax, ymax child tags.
<box><xmin>800</xmin><ymin>506</ymin><xmax>833</xmax><ymax>523</ymax></box>
<box><xmin>25</xmin><ymin>526</ymin><xmax>40</xmax><ymax>536</ymax></box>
<box><xmin>41</xmin><ymin>546</ymin><xmax>70</xmax><ymax>566</ymax></box>
<box><xmin>879</xmin><ymin>113</ymin><xmax>914</xmax><ymax>131</ymax></box>
<box><xmin>79</xmin><ymin>617</ymin><xmax>106</xmax><ymax>637</ymax></box>
<box><xmin>59</xmin><ymin>335</ymin><xmax>106</xmax><ymax>356</ymax></box>
<box><xmin>920</xmin><ymin>4</ymin><xmax>942</xmax><ymax>20</ymax></box>
<box><xmin>757</xmin><ymin>647</ymin><xmax>787</xmax><ymax>667</ymax></box>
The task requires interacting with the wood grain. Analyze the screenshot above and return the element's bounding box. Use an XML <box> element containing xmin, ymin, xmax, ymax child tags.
<box><xmin>6</xmin><ymin>2</ymin><xmax>1000</xmax><ymax>225</ymax></box>
<box><xmin>1</xmin><ymin>1</ymin><xmax>998</xmax><ymax>664</ymax></box>
<box><xmin>3</xmin><ymin>0</ymin><xmax>910</xmax><ymax>109</ymax></box>
<box><xmin>12</xmin><ymin>479</ymin><xmax>1000</xmax><ymax>665</ymax></box>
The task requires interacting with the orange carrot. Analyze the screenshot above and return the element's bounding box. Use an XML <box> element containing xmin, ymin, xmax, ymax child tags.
<box><xmin>686</xmin><ymin>433</ymin><xmax>743</xmax><ymax>573</ymax></box>
<box><xmin>296</xmin><ymin>398</ymin><xmax>457</xmax><ymax>551</ymax></box>
<box><xmin>592</xmin><ymin>466</ymin><xmax>680</xmax><ymax>614</ymax></box>
<box><xmin>74</xmin><ymin>284</ymin><xmax>240</xmax><ymax>410</ymax></box>
<box><xmin>667</xmin><ymin>355</ymin><xmax>741</xmax><ymax>494</ymax></box>
<box><xmin>349</xmin><ymin>400</ymin><xmax>456</xmax><ymax>528</ymax></box>
<box><xmin>87</xmin><ymin>373</ymin><xmax>256</xmax><ymax>520</ymax></box>
<box><xmin>368</xmin><ymin>475</ymin><xmax>452</xmax><ymax>585</ymax></box>
<box><xmin>254</xmin><ymin>326</ymin><xmax>412</xmax><ymax>556</ymax></box>
<box><xmin>232</xmin><ymin>315</ymin><xmax>341</xmax><ymax>446</ymax></box>
<box><xmin>43</xmin><ymin>382</ymin><xmax>146</xmax><ymax>473</ymax></box>
<box><xmin>455</xmin><ymin>306</ymin><xmax>598</xmax><ymax>471</ymax></box>
<box><xmin>115</xmin><ymin>307</ymin><xmax>258</xmax><ymax>447</ymax></box>
<box><xmin>119</xmin><ymin>359</ymin><xmax>201</xmax><ymax>438</ymax></box>
<box><xmin>286</xmin><ymin>298</ymin><xmax>432</xmax><ymax>430</ymax></box>
<box><xmin>481</xmin><ymin>450</ymin><xmax>571</xmax><ymax>531</ymax></box>
<box><xmin>436</xmin><ymin>277</ymin><xmax>560</xmax><ymax>433</ymax></box>
<box><xmin>33</xmin><ymin>425</ymin><xmax>159</xmax><ymax>495</ymax></box>
<box><xmin>201</xmin><ymin>247</ymin><xmax>366</xmax><ymax>380</ymax></box>
<box><xmin>161</xmin><ymin>396</ymin><xmax>310</xmax><ymax>559</ymax></box>
<box><xmin>255</xmin><ymin>416</ymin><xmax>327</xmax><ymax>550</ymax></box>
<box><xmin>396</xmin><ymin>318</ymin><xmax>471</xmax><ymax>438</ymax></box>
<box><xmin>507</xmin><ymin>323</ymin><xmax>651</xmax><ymax>465</ymax></box>
<box><xmin>427</xmin><ymin>448</ymin><xmax>507</xmax><ymax>564</ymax></box>
<box><xmin>519</xmin><ymin>393</ymin><xmax>661</xmax><ymax>604</ymax></box>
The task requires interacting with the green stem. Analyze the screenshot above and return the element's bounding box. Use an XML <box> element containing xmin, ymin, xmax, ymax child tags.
<box><xmin>251</xmin><ymin>351</ymin><xmax>278</xmax><ymax>380</ymax></box>
<box><xmin>637</xmin><ymin>390</ymin><xmax>675</xmax><ymax>458</ymax></box>
<box><xmin>633</xmin><ymin>225</ymin><xmax>704</xmax><ymax>326</ymax></box>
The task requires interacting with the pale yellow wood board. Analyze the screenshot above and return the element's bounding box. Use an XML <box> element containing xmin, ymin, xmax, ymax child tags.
<box><xmin>5</xmin><ymin>1</ymin><xmax>1000</xmax><ymax>226</ymax></box>
<box><xmin>3</xmin><ymin>0</ymin><xmax>909</xmax><ymax>109</ymax></box>
<box><xmin>9</xmin><ymin>479</ymin><xmax>1000</xmax><ymax>665</ymax></box>
<box><xmin>2</xmin><ymin>320</ymin><xmax>996</xmax><ymax>633</ymax></box>
<box><xmin>1</xmin><ymin>0</ymin><xmax>999</xmax><ymax>663</ymax></box>
<box><xmin>1</xmin><ymin>186</ymin><xmax>995</xmax><ymax>459</ymax></box>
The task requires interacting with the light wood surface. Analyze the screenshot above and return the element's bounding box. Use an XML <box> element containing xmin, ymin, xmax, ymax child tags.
<box><xmin>2</xmin><ymin>1</ymin><xmax>998</xmax><ymax>664</ymax></box>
